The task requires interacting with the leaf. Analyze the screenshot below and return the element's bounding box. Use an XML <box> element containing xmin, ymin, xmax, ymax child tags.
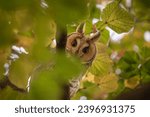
<box><xmin>95</xmin><ymin>73</ymin><xmax>119</xmax><ymax>93</ymax></box>
<box><xmin>52</xmin><ymin>53</ymin><xmax>84</xmax><ymax>81</ymax></box>
<box><xmin>84</xmin><ymin>20</ymin><xmax>93</xmax><ymax>34</ymax></box>
<box><xmin>0</xmin><ymin>86</ymin><xmax>26</xmax><ymax>99</ymax></box>
<box><xmin>80</xmin><ymin>72</ymin><xmax>118</xmax><ymax>97</ymax></box>
<box><xmin>28</xmin><ymin>70</ymin><xmax>62</xmax><ymax>100</ymax></box>
<box><xmin>108</xmin><ymin>79</ymin><xmax>125</xmax><ymax>99</ymax></box>
<box><xmin>140</xmin><ymin>47</ymin><xmax>150</xmax><ymax>59</ymax></box>
<box><xmin>89</xmin><ymin>43</ymin><xmax>112</xmax><ymax>76</ymax></box>
<box><xmin>89</xmin><ymin>5</ymin><xmax>101</xmax><ymax>19</ymax></box>
<box><xmin>28</xmin><ymin>52</ymin><xmax>84</xmax><ymax>99</ymax></box>
<box><xmin>67</xmin><ymin>24</ymin><xmax>78</xmax><ymax>35</ymax></box>
<box><xmin>117</xmin><ymin>51</ymin><xmax>140</xmax><ymax>79</ymax></box>
<box><xmin>141</xmin><ymin>59</ymin><xmax>150</xmax><ymax>83</ymax></box>
<box><xmin>124</xmin><ymin>76</ymin><xmax>140</xmax><ymax>89</ymax></box>
<box><xmin>101</xmin><ymin>1</ymin><xmax>134</xmax><ymax>33</ymax></box>
<box><xmin>95</xmin><ymin>21</ymin><xmax>105</xmax><ymax>31</ymax></box>
<box><xmin>71</xmin><ymin>82</ymin><xmax>100</xmax><ymax>100</ymax></box>
<box><xmin>83</xmin><ymin>72</ymin><xmax>95</xmax><ymax>83</ymax></box>
<box><xmin>99</xmin><ymin>29</ymin><xmax>110</xmax><ymax>44</ymax></box>
<box><xmin>9</xmin><ymin>55</ymin><xmax>34</xmax><ymax>89</ymax></box>
<box><xmin>45</xmin><ymin>0</ymin><xmax>89</xmax><ymax>24</ymax></box>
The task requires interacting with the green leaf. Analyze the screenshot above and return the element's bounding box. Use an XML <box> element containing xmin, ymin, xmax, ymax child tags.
<box><xmin>89</xmin><ymin>6</ymin><xmax>101</xmax><ymax>19</ymax></box>
<box><xmin>67</xmin><ymin>24</ymin><xmax>78</xmax><ymax>35</ymax></box>
<box><xmin>45</xmin><ymin>0</ymin><xmax>89</xmax><ymax>25</ymax></box>
<box><xmin>101</xmin><ymin>1</ymin><xmax>134</xmax><ymax>33</ymax></box>
<box><xmin>108</xmin><ymin>79</ymin><xmax>125</xmax><ymax>99</ymax></box>
<box><xmin>28</xmin><ymin>52</ymin><xmax>84</xmax><ymax>99</ymax></box>
<box><xmin>95</xmin><ymin>21</ymin><xmax>105</xmax><ymax>31</ymax></box>
<box><xmin>141</xmin><ymin>59</ymin><xmax>150</xmax><ymax>83</ymax></box>
<box><xmin>99</xmin><ymin>29</ymin><xmax>110</xmax><ymax>44</ymax></box>
<box><xmin>0</xmin><ymin>87</ymin><xmax>26</xmax><ymax>99</ymax></box>
<box><xmin>89</xmin><ymin>43</ymin><xmax>112</xmax><ymax>76</ymax></box>
<box><xmin>71</xmin><ymin>82</ymin><xmax>99</xmax><ymax>100</ymax></box>
<box><xmin>9</xmin><ymin>54</ymin><xmax>34</xmax><ymax>89</ymax></box>
<box><xmin>140</xmin><ymin>47</ymin><xmax>150</xmax><ymax>59</ymax></box>
<box><xmin>117</xmin><ymin>51</ymin><xmax>140</xmax><ymax>79</ymax></box>
<box><xmin>28</xmin><ymin>70</ymin><xmax>62</xmax><ymax>100</ymax></box>
<box><xmin>84</xmin><ymin>20</ymin><xmax>93</xmax><ymax>34</ymax></box>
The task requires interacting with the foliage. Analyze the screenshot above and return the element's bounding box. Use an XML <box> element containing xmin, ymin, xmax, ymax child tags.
<box><xmin>0</xmin><ymin>0</ymin><xmax>150</xmax><ymax>100</ymax></box>
<box><xmin>101</xmin><ymin>0</ymin><xmax>134</xmax><ymax>33</ymax></box>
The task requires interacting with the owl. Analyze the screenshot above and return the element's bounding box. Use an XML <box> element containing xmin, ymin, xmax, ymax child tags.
<box><xmin>66</xmin><ymin>23</ymin><xmax>100</xmax><ymax>98</ymax></box>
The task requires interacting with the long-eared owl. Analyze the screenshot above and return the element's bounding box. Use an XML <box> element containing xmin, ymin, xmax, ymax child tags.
<box><xmin>66</xmin><ymin>23</ymin><xmax>100</xmax><ymax>97</ymax></box>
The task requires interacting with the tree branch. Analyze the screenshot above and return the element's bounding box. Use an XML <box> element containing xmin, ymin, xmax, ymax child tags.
<box><xmin>55</xmin><ymin>23</ymin><xmax>70</xmax><ymax>100</ymax></box>
<box><xmin>56</xmin><ymin>24</ymin><xmax>67</xmax><ymax>50</ymax></box>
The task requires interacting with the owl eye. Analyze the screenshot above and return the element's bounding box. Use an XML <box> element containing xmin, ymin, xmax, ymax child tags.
<box><xmin>82</xmin><ymin>46</ymin><xmax>89</xmax><ymax>54</ymax></box>
<box><xmin>71</xmin><ymin>39</ymin><xmax>77</xmax><ymax>47</ymax></box>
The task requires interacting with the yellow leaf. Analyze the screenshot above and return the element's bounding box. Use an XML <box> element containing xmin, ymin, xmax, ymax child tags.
<box><xmin>83</xmin><ymin>72</ymin><xmax>95</xmax><ymax>83</ymax></box>
<box><xmin>89</xmin><ymin>53</ymin><xmax>112</xmax><ymax>76</ymax></box>
<box><xmin>124</xmin><ymin>76</ymin><xmax>140</xmax><ymax>89</ymax></box>
<box><xmin>96</xmin><ymin>73</ymin><xmax>119</xmax><ymax>93</ymax></box>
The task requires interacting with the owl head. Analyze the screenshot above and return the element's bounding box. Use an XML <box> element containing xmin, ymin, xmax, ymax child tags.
<box><xmin>66</xmin><ymin>23</ymin><xmax>100</xmax><ymax>65</ymax></box>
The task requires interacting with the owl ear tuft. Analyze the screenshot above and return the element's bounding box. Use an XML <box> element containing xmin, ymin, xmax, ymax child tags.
<box><xmin>89</xmin><ymin>31</ymin><xmax>100</xmax><ymax>42</ymax></box>
<box><xmin>76</xmin><ymin>22</ymin><xmax>85</xmax><ymax>34</ymax></box>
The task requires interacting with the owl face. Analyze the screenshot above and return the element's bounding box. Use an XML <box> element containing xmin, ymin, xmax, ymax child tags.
<box><xmin>66</xmin><ymin>31</ymin><xmax>100</xmax><ymax>64</ymax></box>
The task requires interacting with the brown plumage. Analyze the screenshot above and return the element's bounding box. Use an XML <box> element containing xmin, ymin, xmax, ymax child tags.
<box><xmin>66</xmin><ymin>23</ymin><xmax>100</xmax><ymax>98</ymax></box>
